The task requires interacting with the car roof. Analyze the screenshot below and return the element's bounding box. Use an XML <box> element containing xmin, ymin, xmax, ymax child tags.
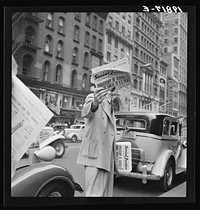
<box><xmin>115</xmin><ymin>111</ymin><xmax>175</xmax><ymax>118</ymax></box>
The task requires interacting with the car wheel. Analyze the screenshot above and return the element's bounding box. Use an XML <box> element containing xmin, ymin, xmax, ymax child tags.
<box><xmin>51</xmin><ymin>139</ymin><xmax>65</xmax><ymax>158</ymax></box>
<box><xmin>71</xmin><ymin>135</ymin><xmax>77</xmax><ymax>142</ymax></box>
<box><xmin>37</xmin><ymin>181</ymin><xmax>74</xmax><ymax>197</ymax></box>
<box><xmin>160</xmin><ymin>159</ymin><xmax>175</xmax><ymax>192</ymax></box>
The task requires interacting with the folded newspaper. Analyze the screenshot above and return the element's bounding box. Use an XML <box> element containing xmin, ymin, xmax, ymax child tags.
<box><xmin>91</xmin><ymin>58</ymin><xmax>132</xmax><ymax>91</ymax></box>
<box><xmin>115</xmin><ymin>142</ymin><xmax>132</xmax><ymax>172</ymax></box>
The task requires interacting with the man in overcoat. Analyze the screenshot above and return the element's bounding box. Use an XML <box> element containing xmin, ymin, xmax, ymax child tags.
<box><xmin>76</xmin><ymin>87</ymin><xmax>118</xmax><ymax>196</ymax></box>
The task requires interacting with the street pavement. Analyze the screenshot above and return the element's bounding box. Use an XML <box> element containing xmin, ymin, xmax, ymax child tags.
<box><xmin>159</xmin><ymin>182</ymin><xmax>186</xmax><ymax>197</ymax></box>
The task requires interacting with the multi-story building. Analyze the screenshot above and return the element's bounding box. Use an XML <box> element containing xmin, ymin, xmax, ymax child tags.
<box><xmin>103</xmin><ymin>12</ymin><xmax>134</xmax><ymax>111</ymax></box>
<box><xmin>161</xmin><ymin>12</ymin><xmax>187</xmax><ymax>118</ymax></box>
<box><xmin>12</xmin><ymin>12</ymin><xmax>108</xmax><ymax>124</ymax></box>
<box><xmin>131</xmin><ymin>12</ymin><xmax>163</xmax><ymax>112</ymax></box>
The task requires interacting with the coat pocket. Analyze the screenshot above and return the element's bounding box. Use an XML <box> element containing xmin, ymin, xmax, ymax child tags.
<box><xmin>81</xmin><ymin>138</ymin><xmax>99</xmax><ymax>159</ymax></box>
<box><xmin>88</xmin><ymin>139</ymin><xmax>99</xmax><ymax>159</ymax></box>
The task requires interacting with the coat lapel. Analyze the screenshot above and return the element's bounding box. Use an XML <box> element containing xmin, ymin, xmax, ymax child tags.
<box><xmin>101</xmin><ymin>99</ymin><xmax>114</xmax><ymax>124</ymax></box>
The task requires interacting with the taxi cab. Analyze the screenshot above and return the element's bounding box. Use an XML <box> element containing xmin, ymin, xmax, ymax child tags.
<box><xmin>115</xmin><ymin>112</ymin><xmax>187</xmax><ymax>191</ymax></box>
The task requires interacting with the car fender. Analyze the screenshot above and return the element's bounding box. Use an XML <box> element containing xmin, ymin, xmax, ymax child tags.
<box><xmin>151</xmin><ymin>150</ymin><xmax>175</xmax><ymax>177</ymax></box>
<box><xmin>68</xmin><ymin>132</ymin><xmax>79</xmax><ymax>139</ymax></box>
<box><xmin>11</xmin><ymin>162</ymin><xmax>75</xmax><ymax>197</ymax></box>
<box><xmin>40</xmin><ymin>134</ymin><xmax>65</xmax><ymax>149</ymax></box>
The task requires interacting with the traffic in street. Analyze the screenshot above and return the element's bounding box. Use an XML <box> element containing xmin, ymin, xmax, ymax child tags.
<box><xmin>52</xmin><ymin>141</ymin><xmax>186</xmax><ymax>197</ymax></box>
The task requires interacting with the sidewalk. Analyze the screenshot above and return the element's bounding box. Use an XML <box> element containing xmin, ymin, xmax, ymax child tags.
<box><xmin>159</xmin><ymin>182</ymin><xmax>186</xmax><ymax>197</ymax></box>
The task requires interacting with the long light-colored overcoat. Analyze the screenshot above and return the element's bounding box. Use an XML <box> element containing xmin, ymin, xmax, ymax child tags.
<box><xmin>76</xmin><ymin>93</ymin><xmax>117</xmax><ymax>172</ymax></box>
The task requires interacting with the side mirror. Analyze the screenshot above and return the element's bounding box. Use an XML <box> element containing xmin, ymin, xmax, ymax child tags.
<box><xmin>34</xmin><ymin>145</ymin><xmax>56</xmax><ymax>161</ymax></box>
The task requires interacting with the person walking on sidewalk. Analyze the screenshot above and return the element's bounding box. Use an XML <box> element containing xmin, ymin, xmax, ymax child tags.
<box><xmin>76</xmin><ymin>87</ymin><xmax>118</xmax><ymax>197</ymax></box>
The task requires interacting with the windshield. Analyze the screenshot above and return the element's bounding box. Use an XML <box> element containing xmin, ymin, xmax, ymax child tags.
<box><xmin>116</xmin><ymin>117</ymin><xmax>147</xmax><ymax>130</ymax></box>
<box><xmin>71</xmin><ymin>125</ymin><xmax>83</xmax><ymax>129</ymax></box>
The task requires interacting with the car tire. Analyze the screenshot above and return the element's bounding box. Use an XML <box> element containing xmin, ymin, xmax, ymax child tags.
<box><xmin>71</xmin><ymin>135</ymin><xmax>77</xmax><ymax>142</ymax></box>
<box><xmin>37</xmin><ymin>181</ymin><xmax>74</xmax><ymax>197</ymax></box>
<box><xmin>51</xmin><ymin>139</ymin><xmax>65</xmax><ymax>158</ymax></box>
<box><xmin>160</xmin><ymin>159</ymin><xmax>175</xmax><ymax>192</ymax></box>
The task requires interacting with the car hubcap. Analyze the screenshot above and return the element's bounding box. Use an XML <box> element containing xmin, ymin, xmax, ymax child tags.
<box><xmin>166</xmin><ymin>166</ymin><xmax>173</xmax><ymax>185</ymax></box>
<box><xmin>49</xmin><ymin>191</ymin><xmax>62</xmax><ymax>197</ymax></box>
<box><xmin>55</xmin><ymin>144</ymin><xmax>64</xmax><ymax>155</ymax></box>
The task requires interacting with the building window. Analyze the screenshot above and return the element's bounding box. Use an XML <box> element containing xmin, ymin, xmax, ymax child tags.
<box><xmin>74</xmin><ymin>12</ymin><xmax>81</xmax><ymax>21</ymax></box>
<box><xmin>43</xmin><ymin>60</ymin><xmax>50</xmax><ymax>81</ymax></box>
<box><xmin>74</xmin><ymin>25</ymin><xmax>80</xmax><ymax>42</ymax></box>
<box><xmin>91</xmin><ymin>35</ymin><xmax>96</xmax><ymax>50</ymax></box>
<box><xmin>107</xmin><ymin>34</ymin><xmax>112</xmax><ymax>45</ymax></box>
<box><xmin>174</xmin><ymin>36</ymin><xmax>178</xmax><ymax>43</ymax></box>
<box><xmin>56</xmin><ymin>40</ymin><xmax>64</xmax><ymax>58</ymax></box>
<box><xmin>173</xmin><ymin>27</ymin><xmax>178</xmax><ymax>34</ymax></box>
<box><xmin>98</xmin><ymin>39</ymin><xmax>103</xmax><ymax>53</ymax></box>
<box><xmin>55</xmin><ymin>65</ymin><xmax>62</xmax><ymax>84</ymax></box>
<box><xmin>114</xmin><ymin>55</ymin><xmax>118</xmax><ymax>61</ymax></box>
<box><xmin>122</xmin><ymin>13</ymin><xmax>126</xmax><ymax>20</ymax></box>
<box><xmin>173</xmin><ymin>46</ymin><xmax>178</xmax><ymax>53</ymax></box>
<box><xmin>127</xmin><ymin>30</ymin><xmax>131</xmax><ymax>39</ymax></box>
<box><xmin>114</xmin><ymin>38</ymin><xmax>118</xmax><ymax>49</ymax></box>
<box><xmin>44</xmin><ymin>35</ymin><xmax>53</xmax><ymax>54</ymax></box>
<box><xmin>99</xmin><ymin>20</ymin><xmax>103</xmax><ymax>34</ymax></box>
<box><xmin>121</xmin><ymin>43</ymin><xmax>124</xmax><ymax>52</ymax></box>
<box><xmin>84</xmin><ymin>31</ymin><xmax>90</xmax><ymax>47</ymax></box>
<box><xmin>128</xmin><ymin>14</ymin><xmax>131</xmax><ymax>24</ymax></box>
<box><xmin>46</xmin><ymin>12</ymin><xmax>53</xmax><ymax>28</ymax></box>
<box><xmin>72</xmin><ymin>47</ymin><xmax>79</xmax><ymax>64</ymax></box>
<box><xmin>108</xmin><ymin>16</ymin><xmax>113</xmax><ymax>26</ymax></box>
<box><xmin>58</xmin><ymin>17</ymin><xmax>64</xmax><ymax>34</ymax></box>
<box><xmin>122</xmin><ymin>26</ymin><xmax>125</xmax><ymax>35</ymax></box>
<box><xmin>83</xmin><ymin>52</ymin><xmax>89</xmax><ymax>68</ymax></box>
<box><xmin>164</xmin><ymin>38</ymin><xmax>168</xmax><ymax>44</ymax></box>
<box><xmin>82</xmin><ymin>73</ymin><xmax>88</xmax><ymax>89</ymax></box>
<box><xmin>174</xmin><ymin>18</ymin><xmax>178</xmax><ymax>25</ymax></box>
<box><xmin>133</xmin><ymin>79</ymin><xmax>138</xmax><ymax>89</ymax></box>
<box><xmin>115</xmin><ymin>21</ymin><xmax>119</xmax><ymax>32</ymax></box>
<box><xmin>164</xmin><ymin>47</ymin><xmax>168</xmax><ymax>53</ymax></box>
<box><xmin>71</xmin><ymin>70</ymin><xmax>77</xmax><ymax>88</ymax></box>
<box><xmin>22</xmin><ymin>54</ymin><xmax>33</xmax><ymax>76</ymax></box>
<box><xmin>107</xmin><ymin>51</ymin><xmax>111</xmax><ymax>62</ymax></box>
<box><xmin>164</xmin><ymin>29</ymin><xmax>168</xmax><ymax>36</ymax></box>
<box><xmin>85</xmin><ymin>12</ymin><xmax>91</xmax><ymax>27</ymax></box>
<box><xmin>92</xmin><ymin>15</ymin><xmax>98</xmax><ymax>31</ymax></box>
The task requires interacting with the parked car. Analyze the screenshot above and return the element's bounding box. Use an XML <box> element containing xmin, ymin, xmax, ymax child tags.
<box><xmin>53</xmin><ymin>124</ymin><xmax>69</xmax><ymax>135</ymax></box>
<box><xmin>38</xmin><ymin>126</ymin><xmax>66</xmax><ymax>158</ymax></box>
<box><xmin>115</xmin><ymin>111</ymin><xmax>187</xmax><ymax>192</ymax></box>
<box><xmin>64</xmin><ymin>124</ymin><xmax>85</xmax><ymax>142</ymax></box>
<box><xmin>11</xmin><ymin>140</ymin><xmax>84</xmax><ymax>197</ymax></box>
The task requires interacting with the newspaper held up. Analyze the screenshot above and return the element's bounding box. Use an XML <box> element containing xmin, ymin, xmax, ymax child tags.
<box><xmin>11</xmin><ymin>57</ymin><xmax>53</xmax><ymax>178</ymax></box>
<box><xmin>91</xmin><ymin>58</ymin><xmax>132</xmax><ymax>91</ymax></box>
<box><xmin>115</xmin><ymin>142</ymin><xmax>132</xmax><ymax>172</ymax></box>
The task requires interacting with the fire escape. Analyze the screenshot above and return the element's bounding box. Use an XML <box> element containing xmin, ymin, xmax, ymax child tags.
<box><xmin>12</xmin><ymin>12</ymin><xmax>43</xmax><ymax>57</ymax></box>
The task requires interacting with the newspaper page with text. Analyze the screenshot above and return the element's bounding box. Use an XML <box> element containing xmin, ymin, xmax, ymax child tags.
<box><xmin>11</xmin><ymin>56</ymin><xmax>53</xmax><ymax>178</ymax></box>
<box><xmin>91</xmin><ymin>58</ymin><xmax>132</xmax><ymax>91</ymax></box>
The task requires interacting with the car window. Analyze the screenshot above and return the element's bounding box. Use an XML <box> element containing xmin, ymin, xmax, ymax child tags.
<box><xmin>170</xmin><ymin>121</ymin><xmax>178</xmax><ymax>136</ymax></box>
<box><xmin>71</xmin><ymin>125</ymin><xmax>81</xmax><ymax>129</ymax></box>
<box><xmin>116</xmin><ymin>118</ymin><xmax>146</xmax><ymax>130</ymax></box>
<box><xmin>163</xmin><ymin>120</ymin><xmax>170</xmax><ymax>135</ymax></box>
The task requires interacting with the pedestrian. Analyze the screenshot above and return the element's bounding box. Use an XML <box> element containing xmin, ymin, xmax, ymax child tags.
<box><xmin>76</xmin><ymin>87</ymin><xmax>118</xmax><ymax>196</ymax></box>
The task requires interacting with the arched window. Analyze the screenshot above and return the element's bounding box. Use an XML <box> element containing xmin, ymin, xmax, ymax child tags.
<box><xmin>113</xmin><ymin>98</ymin><xmax>120</xmax><ymax>112</ymax></box>
<box><xmin>44</xmin><ymin>35</ymin><xmax>53</xmax><ymax>53</ymax></box>
<box><xmin>43</xmin><ymin>60</ymin><xmax>50</xmax><ymax>81</ymax></box>
<box><xmin>71</xmin><ymin>70</ymin><xmax>77</xmax><ymax>88</ymax></box>
<box><xmin>46</xmin><ymin>12</ymin><xmax>53</xmax><ymax>28</ymax></box>
<box><xmin>83</xmin><ymin>52</ymin><xmax>89</xmax><ymax>68</ymax></box>
<box><xmin>82</xmin><ymin>73</ymin><xmax>88</xmax><ymax>89</ymax></box>
<box><xmin>72</xmin><ymin>47</ymin><xmax>79</xmax><ymax>64</ymax></box>
<box><xmin>58</xmin><ymin>16</ymin><xmax>65</xmax><ymax>34</ymax></box>
<box><xmin>56</xmin><ymin>40</ymin><xmax>64</xmax><ymax>58</ymax></box>
<box><xmin>55</xmin><ymin>65</ymin><xmax>62</xmax><ymax>84</ymax></box>
<box><xmin>22</xmin><ymin>54</ymin><xmax>33</xmax><ymax>76</ymax></box>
